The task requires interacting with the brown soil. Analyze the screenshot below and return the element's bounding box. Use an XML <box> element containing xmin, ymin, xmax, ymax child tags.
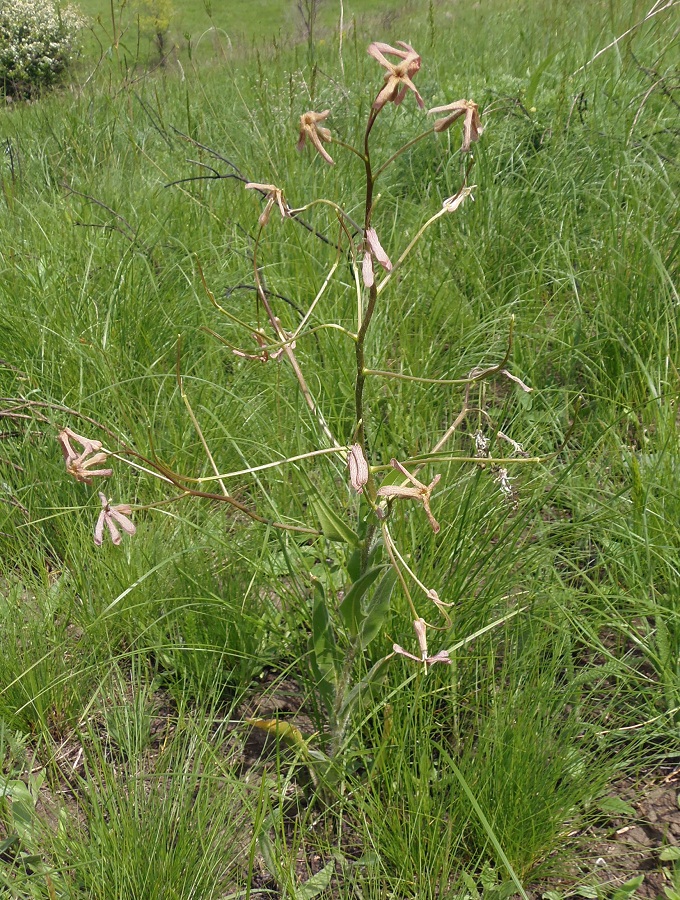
<box><xmin>537</xmin><ymin>768</ymin><xmax>680</xmax><ymax>900</ymax></box>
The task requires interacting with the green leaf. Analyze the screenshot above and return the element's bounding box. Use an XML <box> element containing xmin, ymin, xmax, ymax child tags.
<box><xmin>611</xmin><ymin>875</ymin><xmax>645</xmax><ymax>900</ymax></box>
<box><xmin>525</xmin><ymin>51</ymin><xmax>557</xmax><ymax>108</ymax></box>
<box><xmin>573</xmin><ymin>887</ymin><xmax>598</xmax><ymax>899</ymax></box>
<box><xmin>310</xmin><ymin>494</ymin><xmax>359</xmax><ymax>545</ymax></box>
<box><xmin>461</xmin><ymin>873</ymin><xmax>481</xmax><ymax>900</ymax></box>
<box><xmin>660</xmin><ymin>847</ymin><xmax>680</xmax><ymax>862</ymax></box>
<box><xmin>347</xmin><ymin>548</ymin><xmax>362</xmax><ymax>583</ymax></box>
<box><xmin>258</xmin><ymin>807</ymin><xmax>283</xmax><ymax>881</ymax></box>
<box><xmin>311</xmin><ymin>578</ymin><xmax>337</xmax><ymax>677</ymax></box>
<box><xmin>359</xmin><ymin>569</ymin><xmax>397</xmax><ymax>650</ymax></box>
<box><xmin>310</xmin><ymin>579</ymin><xmax>338</xmax><ymax>712</ymax></box>
<box><xmin>0</xmin><ymin>833</ymin><xmax>18</xmax><ymax>854</ymax></box>
<box><xmin>297</xmin><ymin>859</ymin><xmax>336</xmax><ymax>899</ymax></box>
<box><xmin>597</xmin><ymin>796</ymin><xmax>636</xmax><ymax>817</ymax></box>
<box><xmin>338</xmin><ymin>566</ymin><xmax>387</xmax><ymax>636</ymax></box>
<box><xmin>347</xmin><ymin>538</ymin><xmax>383</xmax><ymax>582</ymax></box>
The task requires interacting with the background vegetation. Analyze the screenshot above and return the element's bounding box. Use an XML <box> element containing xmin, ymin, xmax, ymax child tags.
<box><xmin>0</xmin><ymin>0</ymin><xmax>678</xmax><ymax>897</ymax></box>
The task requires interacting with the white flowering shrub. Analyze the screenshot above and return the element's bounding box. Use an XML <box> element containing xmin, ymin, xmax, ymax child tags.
<box><xmin>0</xmin><ymin>0</ymin><xmax>85</xmax><ymax>96</ymax></box>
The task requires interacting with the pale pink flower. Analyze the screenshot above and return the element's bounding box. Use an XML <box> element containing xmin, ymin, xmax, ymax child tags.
<box><xmin>428</xmin><ymin>99</ymin><xmax>483</xmax><ymax>152</ymax></box>
<box><xmin>367</xmin><ymin>41</ymin><xmax>424</xmax><ymax>112</ymax></box>
<box><xmin>347</xmin><ymin>443</ymin><xmax>369</xmax><ymax>493</ymax></box>
<box><xmin>393</xmin><ymin>619</ymin><xmax>451</xmax><ymax>667</ymax></box>
<box><xmin>94</xmin><ymin>492</ymin><xmax>136</xmax><ymax>547</ymax></box>
<box><xmin>296</xmin><ymin>110</ymin><xmax>334</xmax><ymax>165</ymax></box>
<box><xmin>58</xmin><ymin>427</ymin><xmax>113</xmax><ymax>484</ymax></box>
<box><xmin>376</xmin><ymin>459</ymin><xmax>441</xmax><ymax>533</ymax></box>
<box><xmin>245</xmin><ymin>183</ymin><xmax>290</xmax><ymax>227</ymax></box>
<box><xmin>361</xmin><ymin>227</ymin><xmax>393</xmax><ymax>287</ymax></box>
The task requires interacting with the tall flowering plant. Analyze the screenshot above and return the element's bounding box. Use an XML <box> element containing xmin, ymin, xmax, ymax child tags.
<box><xmin>53</xmin><ymin>40</ymin><xmax>540</xmax><ymax>790</ymax></box>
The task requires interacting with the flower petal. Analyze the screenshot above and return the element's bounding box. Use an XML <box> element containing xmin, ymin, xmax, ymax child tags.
<box><xmin>57</xmin><ymin>430</ymin><xmax>77</xmax><ymax>464</ymax></box>
<box><xmin>413</xmin><ymin>617</ymin><xmax>428</xmax><ymax>659</ymax></box>
<box><xmin>434</xmin><ymin>109</ymin><xmax>465</xmax><ymax>133</ymax></box>
<box><xmin>366</xmin><ymin>228</ymin><xmax>393</xmax><ymax>271</ymax></box>
<box><xmin>367</xmin><ymin>41</ymin><xmax>399</xmax><ymax>70</ymax></box>
<box><xmin>392</xmin><ymin>643</ymin><xmax>422</xmax><ymax>663</ymax></box>
<box><xmin>442</xmin><ymin>185</ymin><xmax>475</xmax><ymax>213</ymax></box>
<box><xmin>376</xmin><ymin>484</ymin><xmax>422</xmax><ymax>499</ymax></box>
<box><xmin>373</xmin><ymin>76</ymin><xmax>400</xmax><ymax>111</ymax></box>
<box><xmin>395</xmin><ymin>77</ymin><xmax>424</xmax><ymax>108</ymax></box>
<box><xmin>426</xmin><ymin>650</ymin><xmax>451</xmax><ymax>666</ymax></box>
<box><xmin>105</xmin><ymin>515</ymin><xmax>122</xmax><ymax>545</ymax></box>
<box><xmin>94</xmin><ymin>509</ymin><xmax>106</xmax><ymax>547</ymax></box>
<box><xmin>109</xmin><ymin>506</ymin><xmax>136</xmax><ymax>536</ymax></box>
<box><xmin>307</xmin><ymin>125</ymin><xmax>335</xmax><ymax>165</ymax></box>
<box><xmin>259</xmin><ymin>196</ymin><xmax>274</xmax><ymax>227</ymax></box>
<box><xmin>362</xmin><ymin>252</ymin><xmax>374</xmax><ymax>288</ymax></box>
<box><xmin>427</xmin><ymin>100</ymin><xmax>467</xmax><ymax>116</ymax></box>
<box><xmin>63</xmin><ymin>427</ymin><xmax>102</xmax><ymax>455</ymax></box>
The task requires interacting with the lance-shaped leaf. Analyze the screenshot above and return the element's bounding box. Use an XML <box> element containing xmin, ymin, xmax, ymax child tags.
<box><xmin>338</xmin><ymin>565</ymin><xmax>388</xmax><ymax>636</ymax></box>
<box><xmin>311</xmin><ymin>493</ymin><xmax>359</xmax><ymax>545</ymax></box>
<box><xmin>360</xmin><ymin>568</ymin><xmax>398</xmax><ymax>649</ymax></box>
<box><xmin>310</xmin><ymin>578</ymin><xmax>339</xmax><ymax>714</ymax></box>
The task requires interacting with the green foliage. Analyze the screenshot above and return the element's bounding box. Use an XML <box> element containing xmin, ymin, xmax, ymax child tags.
<box><xmin>0</xmin><ymin>0</ymin><xmax>678</xmax><ymax>895</ymax></box>
<box><xmin>0</xmin><ymin>0</ymin><xmax>84</xmax><ymax>95</ymax></box>
<box><xmin>137</xmin><ymin>0</ymin><xmax>173</xmax><ymax>57</ymax></box>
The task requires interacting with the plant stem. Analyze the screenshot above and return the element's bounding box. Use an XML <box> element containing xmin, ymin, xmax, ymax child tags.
<box><xmin>353</xmin><ymin>107</ymin><xmax>381</xmax><ymax>501</ymax></box>
<box><xmin>330</xmin><ymin>641</ymin><xmax>359</xmax><ymax>757</ymax></box>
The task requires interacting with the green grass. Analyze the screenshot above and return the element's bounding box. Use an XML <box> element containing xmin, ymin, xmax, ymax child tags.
<box><xmin>1</xmin><ymin>0</ymin><xmax>679</xmax><ymax>896</ymax></box>
<box><xmin>76</xmin><ymin>0</ymin><xmax>428</xmax><ymax>61</ymax></box>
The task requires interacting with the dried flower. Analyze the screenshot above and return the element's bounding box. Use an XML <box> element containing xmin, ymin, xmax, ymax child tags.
<box><xmin>376</xmin><ymin>459</ymin><xmax>442</xmax><ymax>533</ymax></box>
<box><xmin>442</xmin><ymin>184</ymin><xmax>475</xmax><ymax>213</ymax></box>
<box><xmin>361</xmin><ymin>227</ymin><xmax>393</xmax><ymax>287</ymax></box>
<box><xmin>501</xmin><ymin>369</ymin><xmax>532</xmax><ymax>393</ymax></box>
<box><xmin>296</xmin><ymin>110</ymin><xmax>334</xmax><ymax>165</ymax></box>
<box><xmin>497</xmin><ymin>431</ymin><xmax>528</xmax><ymax>456</ymax></box>
<box><xmin>94</xmin><ymin>492</ymin><xmax>136</xmax><ymax>547</ymax></box>
<box><xmin>428</xmin><ymin>99</ymin><xmax>483</xmax><ymax>152</ymax></box>
<box><xmin>58</xmin><ymin>427</ymin><xmax>113</xmax><ymax>484</ymax></box>
<box><xmin>474</xmin><ymin>431</ymin><xmax>490</xmax><ymax>459</ymax></box>
<box><xmin>367</xmin><ymin>41</ymin><xmax>424</xmax><ymax>112</ymax></box>
<box><xmin>495</xmin><ymin>467</ymin><xmax>513</xmax><ymax>497</ymax></box>
<box><xmin>245</xmin><ymin>183</ymin><xmax>290</xmax><ymax>227</ymax></box>
<box><xmin>413</xmin><ymin>617</ymin><xmax>428</xmax><ymax>658</ymax></box>
<box><xmin>347</xmin><ymin>443</ymin><xmax>369</xmax><ymax>493</ymax></box>
<box><xmin>392</xmin><ymin>619</ymin><xmax>451</xmax><ymax>667</ymax></box>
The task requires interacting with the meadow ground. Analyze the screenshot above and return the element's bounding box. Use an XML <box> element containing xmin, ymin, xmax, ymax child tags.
<box><xmin>0</xmin><ymin>0</ymin><xmax>679</xmax><ymax>897</ymax></box>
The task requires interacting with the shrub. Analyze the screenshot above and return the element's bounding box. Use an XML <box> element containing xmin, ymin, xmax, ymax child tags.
<box><xmin>138</xmin><ymin>0</ymin><xmax>174</xmax><ymax>61</ymax></box>
<box><xmin>0</xmin><ymin>0</ymin><xmax>85</xmax><ymax>97</ymax></box>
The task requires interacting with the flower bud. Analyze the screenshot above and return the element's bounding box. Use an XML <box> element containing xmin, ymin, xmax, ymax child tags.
<box><xmin>347</xmin><ymin>443</ymin><xmax>369</xmax><ymax>493</ymax></box>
